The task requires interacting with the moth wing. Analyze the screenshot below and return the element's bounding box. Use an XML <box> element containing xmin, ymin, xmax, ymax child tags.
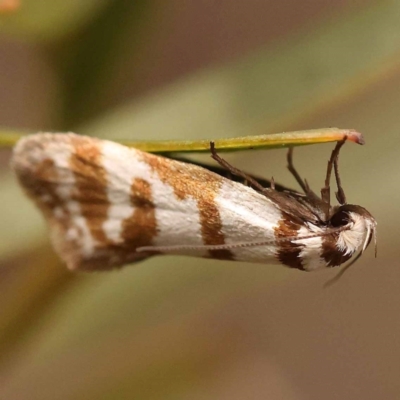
<box><xmin>12</xmin><ymin>133</ymin><xmax>301</xmax><ymax>271</ymax></box>
<box><xmin>11</xmin><ymin>133</ymin><xmax>139</xmax><ymax>270</ymax></box>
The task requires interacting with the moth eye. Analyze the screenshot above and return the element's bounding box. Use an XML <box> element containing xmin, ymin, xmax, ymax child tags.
<box><xmin>330</xmin><ymin>210</ymin><xmax>350</xmax><ymax>227</ymax></box>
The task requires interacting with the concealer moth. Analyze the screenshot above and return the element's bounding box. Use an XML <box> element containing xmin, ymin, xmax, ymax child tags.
<box><xmin>11</xmin><ymin>132</ymin><xmax>376</xmax><ymax>273</ymax></box>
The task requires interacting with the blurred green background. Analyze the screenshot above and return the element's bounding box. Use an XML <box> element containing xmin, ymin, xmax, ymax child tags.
<box><xmin>0</xmin><ymin>1</ymin><xmax>399</xmax><ymax>399</ymax></box>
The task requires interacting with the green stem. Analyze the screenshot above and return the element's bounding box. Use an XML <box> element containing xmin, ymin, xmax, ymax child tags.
<box><xmin>0</xmin><ymin>128</ymin><xmax>364</xmax><ymax>152</ymax></box>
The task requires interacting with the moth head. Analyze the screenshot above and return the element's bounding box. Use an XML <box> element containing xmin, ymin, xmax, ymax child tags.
<box><xmin>329</xmin><ymin>204</ymin><xmax>377</xmax><ymax>257</ymax></box>
<box><xmin>321</xmin><ymin>205</ymin><xmax>377</xmax><ymax>287</ymax></box>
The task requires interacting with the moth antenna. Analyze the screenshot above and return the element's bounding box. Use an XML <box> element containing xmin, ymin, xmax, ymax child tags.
<box><xmin>137</xmin><ymin>225</ymin><xmax>350</xmax><ymax>253</ymax></box>
<box><xmin>137</xmin><ymin>241</ymin><xmax>276</xmax><ymax>253</ymax></box>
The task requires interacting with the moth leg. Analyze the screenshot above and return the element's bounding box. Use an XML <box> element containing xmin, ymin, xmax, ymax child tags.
<box><xmin>287</xmin><ymin>147</ymin><xmax>309</xmax><ymax>194</ymax></box>
<box><xmin>209</xmin><ymin>142</ymin><xmax>268</xmax><ymax>192</ymax></box>
<box><xmin>333</xmin><ymin>142</ymin><xmax>347</xmax><ymax>205</ymax></box>
<box><xmin>288</xmin><ymin>146</ymin><xmax>335</xmax><ymax>221</ymax></box>
<box><xmin>321</xmin><ymin>138</ymin><xmax>347</xmax><ymax>208</ymax></box>
<box><xmin>270</xmin><ymin>176</ymin><xmax>275</xmax><ymax>190</ymax></box>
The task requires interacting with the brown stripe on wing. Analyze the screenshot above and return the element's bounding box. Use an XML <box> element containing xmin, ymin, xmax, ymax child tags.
<box><xmin>142</xmin><ymin>152</ymin><xmax>233</xmax><ymax>260</ymax></box>
<box><xmin>274</xmin><ymin>214</ymin><xmax>304</xmax><ymax>270</ymax></box>
<box><xmin>120</xmin><ymin>177</ymin><xmax>158</xmax><ymax>250</ymax></box>
<box><xmin>18</xmin><ymin>157</ymin><xmax>66</xmax><ymax>219</ymax></box>
<box><xmin>81</xmin><ymin>177</ymin><xmax>159</xmax><ymax>271</ymax></box>
<box><xmin>64</xmin><ymin>135</ymin><xmax>162</xmax><ymax>271</ymax></box>
<box><xmin>68</xmin><ymin>138</ymin><xmax>159</xmax><ymax>270</ymax></box>
<box><xmin>14</xmin><ymin>152</ymin><xmax>83</xmax><ymax>269</ymax></box>
<box><xmin>69</xmin><ymin>136</ymin><xmax>110</xmax><ymax>245</ymax></box>
<box><xmin>321</xmin><ymin>234</ymin><xmax>352</xmax><ymax>267</ymax></box>
<box><xmin>198</xmin><ymin>197</ymin><xmax>232</xmax><ymax>260</ymax></box>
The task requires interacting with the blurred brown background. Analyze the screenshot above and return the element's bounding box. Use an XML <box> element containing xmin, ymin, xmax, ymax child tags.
<box><xmin>0</xmin><ymin>1</ymin><xmax>399</xmax><ymax>399</ymax></box>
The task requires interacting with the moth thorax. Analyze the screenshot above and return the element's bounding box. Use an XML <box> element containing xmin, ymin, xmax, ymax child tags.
<box><xmin>329</xmin><ymin>204</ymin><xmax>377</xmax><ymax>256</ymax></box>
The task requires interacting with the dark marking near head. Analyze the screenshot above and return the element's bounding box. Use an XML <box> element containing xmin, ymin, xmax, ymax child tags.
<box><xmin>321</xmin><ymin>235</ymin><xmax>352</xmax><ymax>267</ymax></box>
<box><xmin>274</xmin><ymin>214</ymin><xmax>304</xmax><ymax>270</ymax></box>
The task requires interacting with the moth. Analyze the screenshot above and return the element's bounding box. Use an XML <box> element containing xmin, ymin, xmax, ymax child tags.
<box><xmin>11</xmin><ymin>132</ymin><xmax>376</xmax><ymax>275</ymax></box>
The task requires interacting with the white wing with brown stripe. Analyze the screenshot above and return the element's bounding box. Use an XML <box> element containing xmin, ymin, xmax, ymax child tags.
<box><xmin>11</xmin><ymin>132</ymin><xmax>376</xmax><ymax>273</ymax></box>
